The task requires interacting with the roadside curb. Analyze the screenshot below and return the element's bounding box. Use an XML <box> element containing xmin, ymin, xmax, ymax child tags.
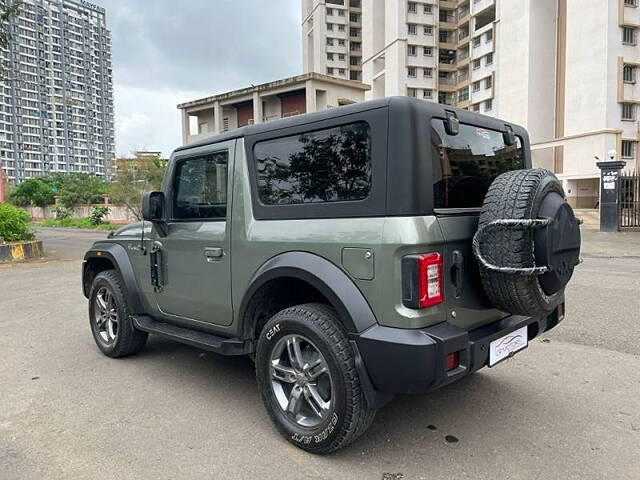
<box><xmin>0</xmin><ymin>240</ymin><xmax>45</xmax><ymax>262</ymax></box>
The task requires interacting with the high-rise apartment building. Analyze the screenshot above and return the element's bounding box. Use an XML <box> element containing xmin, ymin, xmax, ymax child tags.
<box><xmin>0</xmin><ymin>0</ymin><xmax>114</xmax><ymax>184</ymax></box>
<box><xmin>302</xmin><ymin>0</ymin><xmax>364</xmax><ymax>82</ymax></box>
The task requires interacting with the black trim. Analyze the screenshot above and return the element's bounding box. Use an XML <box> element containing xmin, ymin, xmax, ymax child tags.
<box><xmin>83</xmin><ymin>243</ymin><xmax>144</xmax><ymax>313</ymax></box>
<box><xmin>239</xmin><ymin>251</ymin><xmax>377</xmax><ymax>337</ymax></box>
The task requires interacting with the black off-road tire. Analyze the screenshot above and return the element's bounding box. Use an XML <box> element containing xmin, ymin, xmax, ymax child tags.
<box><xmin>477</xmin><ymin>169</ymin><xmax>567</xmax><ymax>316</ymax></box>
<box><xmin>255</xmin><ymin>303</ymin><xmax>376</xmax><ymax>454</ymax></box>
<box><xmin>89</xmin><ymin>270</ymin><xmax>148</xmax><ymax>358</ymax></box>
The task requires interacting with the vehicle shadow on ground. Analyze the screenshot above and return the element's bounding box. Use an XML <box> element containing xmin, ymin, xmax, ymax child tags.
<box><xmin>132</xmin><ymin>335</ymin><xmax>546</xmax><ymax>461</ymax></box>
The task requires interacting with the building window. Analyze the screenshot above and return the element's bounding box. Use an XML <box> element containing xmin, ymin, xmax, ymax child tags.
<box><xmin>622</xmin><ymin>102</ymin><xmax>636</xmax><ymax>120</ymax></box>
<box><xmin>485</xmin><ymin>76</ymin><xmax>492</xmax><ymax>89</ymax></box>
<box><xmin>338</xmin><ymin>9</ymin><xmax>345</xmax><ymax>16</ymax></box>
<box><xmin>424</xmin><ymin>46</ymin><xmax>433</xmax><ymax>56</ymax></box>
<box><xmin>339</xmin><ymin>68</ymin><xmax>345</xmax><ymax>75</ymax></box>
<box><xmin>473</xmin><ymin>58</ymin><xmax>481</xmax><ymax>69</ymax></box>
<box><xmin>350</xmin><ymin>70</ymin><xmax>361</xmax><ymax>81</ymax></box>
<box><xmin>485</xmin><ymin>99</ymin><xmax>493</xmax><ymax>111</ymax></box>
<box><xmin>485</xmin><ymin>53</ymin><xmax>493</xmax><ymax>65</ymax></box>
<box><xmin>327</xmin><ymin>67</ymin><xmax>334</xmax><ymax>75</ymax></box>
<box><xmin>408</xmin><ymin>87</ymin><xmax>417</xmax><ymax>97</ymax></box>
<box><xmin>408</xmin><ymin>66</ymin><xmax>417</xmax><ymax>77</ymax></box>
<box><xmin>408</xmin><ymin>45</ymin><xmax>417</xmax><ymax>56</ymax></box>
<box><xmin>424</xmin><ymin>67</ymin><xmax>433</xmax><ymax>77</ymax></box>
<box><xmin>339</xmin><ymin>53</ymin><xmax>345</xmax><ymax>60</ymax></box>
<box><xmin>472</xmin><ymin>103</ymin><xmax>481</xmax><ymax>112</ymax></box>
<box><xmin>327</xmin><ymin>7</ymin><xmax>333</xmax><ymax>15</ymax></box>
<box><xmin>424</xmin><ymin>25</ymin><xmax>433</xmax><ymax>35</ymax></box>
<box><xmin>473</xmin><ymin>36</ymin><xmax>481</xmax><ymax>47</ymax></box>
<box><xmin>472</xmin><ymin>81</ymin><xmax>481</xmax><ymax>92</ymax></box>
<box><xmin>623</xmin><ymin>26</ymin><xmax>637</xmax><ymax>45</ymax></box>
<box><xmin>624</xmin><ymin>64</ymin><xmax>637</xmax><ymax>83</ymax></box>
<box><xmin>350</xmin><ymin>56</ymin><xmax>360</xmax><ymax>65</ymax></box>
<box><xmin>424</xmin><ymin>4</ymin><xmax>433</xmax><ymax>14</ymax></box>
<box><xmin>408</xmin><ymin>2</ymin><xmax>417</xmax><ymax>13</ymax></box>
<box><xmin>423</xmin><ymin>89</ymin><xmax>433</xmax><ymax>99</ymax></box>
<box><xmin>622</xmin><ymin>140</ymin><xmax>637</xmax><ymax>158</ymax></box>
<box><xmin>408</xmin><ymin>23</ymin><xmax>417</xmax><ymax>35</ymax></box>
<box><xmin>327</xmin><ymin>38</ymin><xmax>334</xmax><ymax>46</ymax></box>
<box><xmin>254</xmin><ymin>122</ymin><xmax>372</xmax><ymax>205</ymax></box>
<box><xmin>327</xmin><ymin>23</ymin><xmax>334</xmax><ymax>31</ymax></box>
<box><xmin>350</xmin><ymin>13</ymin><xmax>360</xmax><ymax>22</ymax></box>
<box><xmin>486</xmin><ymin>29</ymin><xmax>493</xmax><ymax>42</ymax></box>
<box><xmin>338</xmin><ymin>39</ymin><xmax>346</xmax><ymax>46</ymax></box>
<box><xmin>338</xmin><ymin>24</ymin><xmax>345</xmax><ymax>31</ymax></box>
<box><xmin>458</xmin><ymin>88</ymin><xmax>469</xmax><ymax>101</ymax></box>
<box><xmin>351</xmin><ymin>41</ymin><xmax>361</xmax><ymax>51</ymax></box>
<box><xmin>327</xmin><ymin>52</ymin><xmax>334</xmax><ymax>61</ymax></box>
<box><xmin>624</xmin><ymin>0</ymin><xmax>637</xmax><ymax>6</ymax></box>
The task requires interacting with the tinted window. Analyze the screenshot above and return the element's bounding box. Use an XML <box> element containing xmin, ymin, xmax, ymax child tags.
<box><xmin>431</xmin><ymin>120</ymin><xmax>524</xmax><ymax>209</ymax></box>
<box><xmin>254</xmin><ymin>122</ymin><xmax>371</xmax><ymax>205</ymax></box>
<box><xmin>173</xmin><ymin>152</ymin><xmax>228</xmax><ymax>220</ymax></box>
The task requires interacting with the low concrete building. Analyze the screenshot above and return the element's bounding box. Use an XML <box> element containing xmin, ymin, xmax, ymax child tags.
<box><xmin>177</xmin><ymin>73</ymin><xmax>370</xmax><ymax>146</ymax></box>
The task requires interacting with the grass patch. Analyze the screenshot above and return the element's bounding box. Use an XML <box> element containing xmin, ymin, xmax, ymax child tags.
<box><xmin>32</xmin><ymin>219</ymin><xmax>121</xmax><ymax>231</ymax></box>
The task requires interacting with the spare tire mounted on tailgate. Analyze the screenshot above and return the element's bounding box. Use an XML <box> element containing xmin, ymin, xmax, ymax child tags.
<box><xmin>473</xmin><ymin>169</ymin><xmax>582</xmax><ymax>317</ymax></box>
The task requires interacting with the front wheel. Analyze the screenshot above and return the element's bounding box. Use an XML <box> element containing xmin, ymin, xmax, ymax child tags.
<box><xmin>255</xmin><ymin>303</ymin><xmax>376</xmax><ymax>454</ymax></box>
<box><xmin>89</xmin><ymin>269</ymin><xmax>148</xmax><ymax>358</ymax></box>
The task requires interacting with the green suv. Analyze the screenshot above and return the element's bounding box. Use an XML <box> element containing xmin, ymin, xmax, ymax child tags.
<box><xmin>82</xmin><ymin>97</ymin><xmax>581</xmax><ymax>454</ymax></box>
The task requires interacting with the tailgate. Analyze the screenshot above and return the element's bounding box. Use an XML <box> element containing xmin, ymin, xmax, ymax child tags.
<box><xmin>436</xmin><ymin>215</ymin><xmax>506</xmax><ymax>330</ymax></box>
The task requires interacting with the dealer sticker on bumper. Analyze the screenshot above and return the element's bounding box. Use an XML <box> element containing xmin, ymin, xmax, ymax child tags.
<box><xmin>489</xmin><ymin>326</ymin><xmax>528</xmax><ymax>367</ymax></box>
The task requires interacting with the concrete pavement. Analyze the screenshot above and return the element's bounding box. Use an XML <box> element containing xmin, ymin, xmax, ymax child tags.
<box><xmin>0</xmin><ymin>228</ymin><xmax>638</xmax><ymax>479</ymax></box>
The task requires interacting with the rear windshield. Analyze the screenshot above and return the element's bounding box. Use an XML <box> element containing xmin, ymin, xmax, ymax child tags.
<box><xmin>431</xmin><ymin>119</ymin><xmax>524</xmax><ymax>209</ymax></box>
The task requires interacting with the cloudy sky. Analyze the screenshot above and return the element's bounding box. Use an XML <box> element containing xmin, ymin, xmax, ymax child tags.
<box><xmin>93</xmin><ymin>0</ymin><xmax>303</xmax><ymax>157</ymax></box>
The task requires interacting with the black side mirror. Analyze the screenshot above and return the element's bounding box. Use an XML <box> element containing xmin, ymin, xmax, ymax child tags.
<box><xmin>142</xmin><ymin>191</ymin><xmax>165</xmax><ymax>222</ymax></box>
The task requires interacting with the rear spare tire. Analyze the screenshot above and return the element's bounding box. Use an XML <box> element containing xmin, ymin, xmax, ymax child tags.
<box><xmin>474</xmin><ymin>169</ymin><xmax>581</xmax><ymax>317</ymax></box>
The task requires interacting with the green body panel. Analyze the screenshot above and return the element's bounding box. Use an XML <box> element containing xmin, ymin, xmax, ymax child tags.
<box><xmin>105</xmin><ymin>137</ymin><xmax>499</xmax><ymax>336</ymax></box>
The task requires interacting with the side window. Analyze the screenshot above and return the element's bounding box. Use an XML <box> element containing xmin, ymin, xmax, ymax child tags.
<box><xmin>172</xmin><ymin>151</ymin><xmax>228</xmax><ymax>220</ymax></box>
<box><xmin>254</xmin><ymin>122</ymin><xmax>372</xmax><ymax>205</ymax></box>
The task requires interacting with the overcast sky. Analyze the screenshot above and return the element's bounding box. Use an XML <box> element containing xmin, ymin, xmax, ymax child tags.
<box><xmin>93</xmin><ymin>0</ymin><xmax>302</xmax><ymax>158</ymax></box>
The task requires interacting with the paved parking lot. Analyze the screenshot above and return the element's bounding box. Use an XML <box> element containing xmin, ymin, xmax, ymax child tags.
<box><xmin>1</xmin><ymin>228</ymin><xmax>639</xmax><ymax>479</ymax></box>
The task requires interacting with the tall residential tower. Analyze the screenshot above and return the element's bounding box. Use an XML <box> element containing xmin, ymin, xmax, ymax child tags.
<box><xmin>0</xmin><ymin>0</ymin><xmax>114</xmax><ymax>183</ymax></box>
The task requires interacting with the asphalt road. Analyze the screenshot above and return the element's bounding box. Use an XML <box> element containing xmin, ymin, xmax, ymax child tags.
<box><xmin>1</xmin><ymin>228</ymin><xmax>639</xmax><ymax>480</ymax></box>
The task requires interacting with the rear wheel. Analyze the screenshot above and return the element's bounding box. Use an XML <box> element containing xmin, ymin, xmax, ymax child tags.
<box><xmin>89</xmin><ymin>270</ymin><xmax>148</xmax><ymax>358</ymax></box>
<box><xmin>255</xmin><ymin>303</ymin><xmax>376</xmax><ymax>454</ymax></box>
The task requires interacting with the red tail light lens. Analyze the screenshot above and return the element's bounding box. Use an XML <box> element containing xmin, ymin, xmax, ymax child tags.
<box><xmin>418</xmin><ymin>253</ymin><xmax>443</xmax><ymax>308</ymax></box>
<box><xmin>401</xmin><ymin>252</ymin><xmax>444</xmax><ymax>309</ymax></box>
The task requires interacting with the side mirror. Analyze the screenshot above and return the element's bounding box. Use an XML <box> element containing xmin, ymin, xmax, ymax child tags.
<box><xmin>142</xmin><ymin>191</ymin><xmax>165</xmax><ymax>222</ymax></box>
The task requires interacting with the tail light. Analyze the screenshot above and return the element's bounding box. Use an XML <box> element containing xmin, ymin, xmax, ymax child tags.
<box><xmin>402</xmin><ymin>253</ymin><xmax>444</xmax><ymax>309</ymax></box>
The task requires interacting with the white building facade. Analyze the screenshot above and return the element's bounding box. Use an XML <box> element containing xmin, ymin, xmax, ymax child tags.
<box><xmin>302</xmin><ymin>0</ymin><xmax>363</xmax><ymax>82</ymax></box>
<box><xmin>0</xmin><ymin>0</ymin><xmax>114</xmax><ymax>183</ymax></box>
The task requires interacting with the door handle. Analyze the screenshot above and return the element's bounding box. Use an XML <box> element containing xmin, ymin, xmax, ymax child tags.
<box><xmin>204</xmin><ymin>247</ymin><xmax>223</xmax><ymax>262</ymax></box>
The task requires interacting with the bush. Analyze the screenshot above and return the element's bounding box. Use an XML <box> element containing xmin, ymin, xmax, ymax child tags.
<box><xmin>89</xmin><ymin>206</ymin><xmax>110</xmax><ymax>225</ymax></box>
<box><xmin>0</xmin><ymin>203</ymin><xmax>33</xmax><ymax>242</ymax></box>
<box><xmin>52</xmin><ymin>205</ymin><xmax>73</xmax><ymax>220</ymax></box>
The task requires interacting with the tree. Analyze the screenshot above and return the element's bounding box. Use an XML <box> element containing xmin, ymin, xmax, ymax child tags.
<box><xmin>0</xmin><ymin>1</ymin><xmax>22</xmax><ymax>81</ymax></box>
<box><xmin>109</xmin><ymin>155</ymin><xmax>167</xmax><ymax>220</ymax></box>
<box><xmin>9</xmin><ymin>177</ymin><xmax>55</xmax><ymax>207</ymax></box>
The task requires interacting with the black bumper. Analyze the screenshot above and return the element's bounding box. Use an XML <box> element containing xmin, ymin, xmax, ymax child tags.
<box><xmin>353</xmin><ymin>307</ymin><xmax>564</xmax><ymax>396</ymax></box>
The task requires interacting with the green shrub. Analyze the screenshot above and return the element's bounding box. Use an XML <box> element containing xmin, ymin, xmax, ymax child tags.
<box><xmin>89</xmin><ymin>206</ymin><xmax>110</xmax><ymax>225</ymax></box>
<box><xmin>0</xmin><ymin>203</ymin><xmax>33</xmax><ymax>242</ymax></box>
<box><xmin>52</xmin><ymin>205</ymin><xmax>73</xmax><ymax>220</ymax></box>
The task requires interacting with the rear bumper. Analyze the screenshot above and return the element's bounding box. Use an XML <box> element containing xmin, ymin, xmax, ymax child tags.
<box><xmin>354</xmin><ymin>307</ymin><xmax>564</xmax><ymax>395</ymax></box>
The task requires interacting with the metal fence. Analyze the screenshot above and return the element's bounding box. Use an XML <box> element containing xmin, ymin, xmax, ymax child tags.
<box><xmin>619</xmin><ymin>171</ymin><xmax>640</xmax><ymax>230</ymax></box>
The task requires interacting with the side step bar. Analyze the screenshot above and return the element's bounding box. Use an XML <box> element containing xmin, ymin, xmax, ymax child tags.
<box><xmin>132</xmin><ymin>315</ymin><xmax>252</xmax><ymax>356</ymax></box>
